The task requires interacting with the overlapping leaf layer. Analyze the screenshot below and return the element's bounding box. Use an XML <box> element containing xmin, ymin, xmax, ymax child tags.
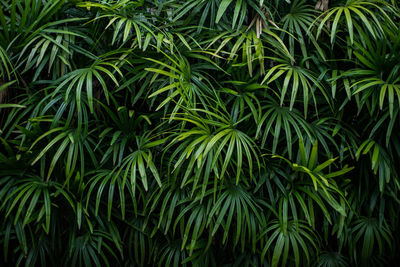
<box><xmin>1</xmin><ymin>0</ymin><xmax>400</xmax><ymax>266</ymax></box>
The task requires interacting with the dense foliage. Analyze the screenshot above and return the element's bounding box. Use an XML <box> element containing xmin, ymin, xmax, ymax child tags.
<box><xmin>1</xmin><ymin>0</ymin><xmax>400</xmax><ymax>266</ymax></box>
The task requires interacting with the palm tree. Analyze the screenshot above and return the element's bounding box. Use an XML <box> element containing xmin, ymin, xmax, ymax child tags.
<box><xmin>1</xmin><ymin>0</ymin><xmax>399</xmax><ymax>266</ymax></box>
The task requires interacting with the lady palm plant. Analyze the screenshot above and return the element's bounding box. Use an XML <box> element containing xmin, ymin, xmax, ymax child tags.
<box><xmin>1</xmin><ymin>0</ymin><xmax>400</xmax><ymax>266</ymax></box>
